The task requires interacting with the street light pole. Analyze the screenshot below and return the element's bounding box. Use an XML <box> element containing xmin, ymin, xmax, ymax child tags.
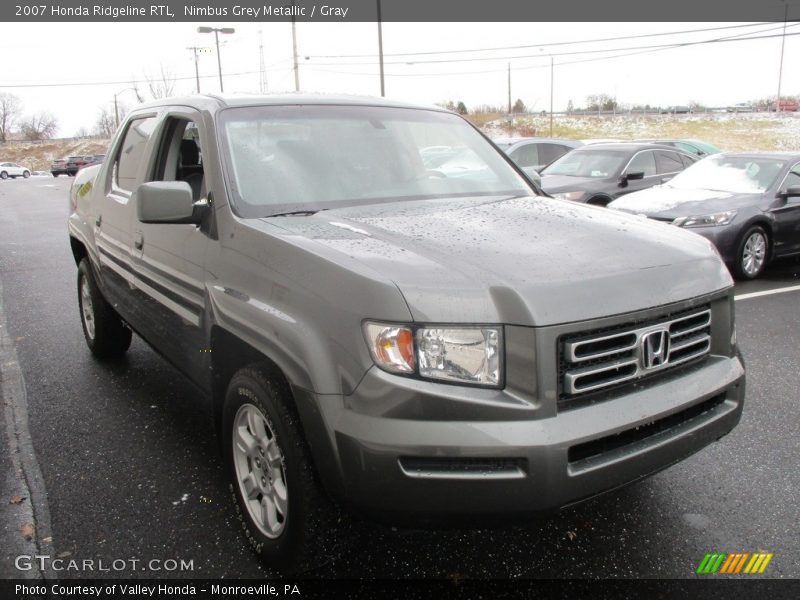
<box><xmin>197</xmin><ymin>27</ymin><xmax>236</xmax><ymax>93</ymax></box>
<box><xmin>214</xmin><ymin>30</ymin><xmax>223</xmax><ymax>92</ymax></box>
<box><xmin>113</xmin><ymin>87</ymin><xmax>138</xmax><ymax>128</ymax></box>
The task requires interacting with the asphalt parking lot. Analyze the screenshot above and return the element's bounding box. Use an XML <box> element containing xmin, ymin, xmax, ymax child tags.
<box><xmin>1</xmin><ymin>175</ymin><xmax>798</xmax><ymax>580</ymax></box>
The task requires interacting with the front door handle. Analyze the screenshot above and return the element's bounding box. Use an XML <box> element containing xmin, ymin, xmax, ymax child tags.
<box><xmin>134</xmin><ymin>232</ymin><xmax>143</xmax><ymax>250</ymax></box>
<box><xmin>95</xmin><ymin>215</ymin><xmax>102</xmax><ymax>227</ymax></box>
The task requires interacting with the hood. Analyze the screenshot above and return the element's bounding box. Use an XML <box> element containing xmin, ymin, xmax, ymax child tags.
<box><xmin>266</xmin><ymin>195</ymin><xmax>732</xmax><ymax>326</ymax></box>
<box><xmin>609</xmin><ymin>185</ymin><xmax>764</xmax><ymax>219</ymax></box>
<box><xmin>541</xmin><ymin>174</ymin><xmax>611</xmax><ymax>194</ymax></box>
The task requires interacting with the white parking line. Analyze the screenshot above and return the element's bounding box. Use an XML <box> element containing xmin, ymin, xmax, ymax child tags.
<box><xmin>734</xmin><ymin>283</ymin><xmax>800</xmax><ymax>301</ymax></box>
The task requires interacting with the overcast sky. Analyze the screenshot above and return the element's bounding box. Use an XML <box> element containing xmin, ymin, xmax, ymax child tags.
<box><xmin>1</xmin><ymin>20</ymin><xmax>798</xmax><ymax>136</ymax></box>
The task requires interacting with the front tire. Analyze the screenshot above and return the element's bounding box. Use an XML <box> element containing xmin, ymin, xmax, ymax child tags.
<box><xmin>77</xmin><ymin>259</ymin><xmax>132</xmax><ymax>358</ymax></box>
<box><xmin>222</xmin><ymin>366</ymin><xmax>340</xmax><ymax>573</ymax></box>
<box><xmin>734</xmin><ymin>225</ymin><xmax>769</xmax><ymax>280</ymax></box>
<box><xmin>0</xmin><ymin>171</ymin><xmax>7</xmax><ymax>180</ymax></box>
<box><xmin>587</xmin><ymin>196</ymin><xmax>611</xmax><ymax>207</ymax></box>
<box><xmin>23</xmin><ymin>170</ymin><xmax>30</xmax><ymax>178</ymax></box>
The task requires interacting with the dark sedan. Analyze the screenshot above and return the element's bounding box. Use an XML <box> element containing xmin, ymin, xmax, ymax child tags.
<box><xmin>609</xmin><ymin>152</ymin><xmax>800</xmax><ymax>279</ymax></box>
<box><xmin>634</xmin><ymin>139</ymin><xmax>722</xmax><ymax>157</ymax></box>
<box><xmin>540</xmin><ymin>143</ymin><xmax>699</xmax><ymax>206</ymax></box>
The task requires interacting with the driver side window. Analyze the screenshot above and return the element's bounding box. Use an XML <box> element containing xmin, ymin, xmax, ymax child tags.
<box><xmin>627</xmin><ymin>151</ymin><xmax>657</xmax><ymax>177</ymax></box>
<box><xmin>785</xmin><ymin>163</ymin><xmax>800</xmax><ymax>191</ymax></box>
<box><xmin>150</xmin><ymin>118</ymin><xmax>205</xmax><ymax>201</ymax></box>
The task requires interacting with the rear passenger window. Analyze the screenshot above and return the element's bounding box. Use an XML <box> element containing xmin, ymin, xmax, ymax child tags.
<box><xmin>510</xmin><ymin>144</ymin><xmax>538</xmax><ymax>167</ymax></box>
<box><xmin>655</xmin><ymin>151</ymin><xmax>686</xmax><ymax>174</ymax></box>
<box><xmin>114</xmin><ymin>116</ymin><xmax>158</xmax><ymax>192</ymax></box>
<box><xmin>538</xmin><ymin>143</ymin><xmax>571</xmax><ymax>166</ymax></box>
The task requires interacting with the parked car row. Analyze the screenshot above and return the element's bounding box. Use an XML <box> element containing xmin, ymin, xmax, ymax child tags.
<box><xmin>495</xmin><ymin>133</ymin><xmax>799</xmax><ymax>280</ymax></box>
<box><xmin>723</xmin><ymin>101</ymin><xmax>799</xmax><ymax>112</ymax></box>
<box><xmin>51</xmin><ymin>154</ymin><xmax>105</xmax><ymax>177</ymax></box>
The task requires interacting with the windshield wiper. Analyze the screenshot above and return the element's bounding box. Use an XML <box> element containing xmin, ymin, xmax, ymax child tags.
<box><xmin>266</xmin><ymin>209</ymin><xmax>323</xmax><ymax>218</ymax></box>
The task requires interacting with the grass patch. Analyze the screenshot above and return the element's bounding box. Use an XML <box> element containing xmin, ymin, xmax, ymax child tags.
<box><xmin>491</xmin><ymin>114</ymin><xmax>800</xmax><ymax>152</ymax></box>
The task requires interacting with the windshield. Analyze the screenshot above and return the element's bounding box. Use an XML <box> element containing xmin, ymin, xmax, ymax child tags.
<box><xmin>219</xmin><ymin>105</ymin><xmax>531</xmax><ymax>217</ymax></box>
<box><xmin>541</xmin><ymin>149</ymin><xmax>628</xmax><ymax>178</ymax></box>
<box><xmin>667</xmin><ymin>155</ymin><xmax>786</xmax><ymax>193</ymax></box>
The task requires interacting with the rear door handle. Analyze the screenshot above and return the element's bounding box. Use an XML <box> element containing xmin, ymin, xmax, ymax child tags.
<box><xmin>134</xmin><ymin>232</ymin><xmax>143</xmax><ymax>250</ymax></box>
<box><xmin>95</xmin><ymin>215</ymin><xmax>102</xmax><ymax>227</ymax></box>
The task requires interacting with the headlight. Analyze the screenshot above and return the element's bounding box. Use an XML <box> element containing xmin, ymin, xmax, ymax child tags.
<box><xmin>672</xmin><ymin>210</ymin><xmax>737</xmax><ymax>228</ymax></box>
<box><xmin>363</xmin><ymin>322</ymin><xmax>503</xmax><ymax>387</ymax></box>
<box><xmin>551</xmin><ymin>191</ymin><xmax>587</xmax><ymax>202</ymax></box>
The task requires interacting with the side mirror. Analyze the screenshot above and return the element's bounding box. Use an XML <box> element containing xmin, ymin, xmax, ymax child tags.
<box><xmin>779</xmin><ymin>185</ymin><xmax>800</xmax><ymax>199</ymax></box>
<box><xmin>619</xmin><ymin>171</ymin><xmax>645</xmax><ymax>187</ymax></box>
<box><xmin>522</xmin><ymin>167</ymin><xmax>542</xmax><ymax>186</ymax></box>
<box><xmin>136</xmin><ymin>181</ymin><xmax>207</xmax><ymax>224</ymax></box>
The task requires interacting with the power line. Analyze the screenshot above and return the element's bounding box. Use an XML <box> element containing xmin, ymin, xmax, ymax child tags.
<box><xmin>306</xmin><ymin>27</ymin><xmax>800</xmax><ymax>77</ymax></box>
<box><xmin>307</xmin><ymin>24</ymin><xmax>799</xmax><ymax>67</ymax></box>
<box><xmin>306</xmin><ymin>22</ymin><xmax>781</xmax><ymax>59</ymax></box>
<box><xmin>0</xmin><ymin>58</ymin><xmax>295</xmax><ymax>89</ymax></box>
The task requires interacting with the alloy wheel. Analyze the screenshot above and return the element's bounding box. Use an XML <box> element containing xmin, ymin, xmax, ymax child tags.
<box><xmin>232</xmin><ymin>403</ymin><xmax>288</xmax><ymax>539</ymax></box>
<box><xmin>741</xmin><ymin>231</ymin><xmax>766</xmax><ymax>277</ymax></box>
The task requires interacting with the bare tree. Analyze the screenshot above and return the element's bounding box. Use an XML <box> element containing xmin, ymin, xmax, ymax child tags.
<box><xmin>94</xmin><ymin>106</ymin><xmax>118</xmax><ymax>138</ymax></box>
<box><xmin>585</xmin><ymin>94</ymin><xmax>617</xmax><ymax>112</ymax></box>
<box><xmin>20</xmin><ymin>112</ymin><xmax>58</xmax><ymax>141</ymax></box>
<box><xmin>0</xmin><ymin>92</ymin><xmax>21</xmax><ymax>143</ymax></box>
<box><xmin>145</xmin><ymin>65</ymin><xmax>176</xmax><ymax>99</ymax></box>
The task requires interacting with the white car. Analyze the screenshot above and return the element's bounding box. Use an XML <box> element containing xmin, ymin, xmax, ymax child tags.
<box><xmin>0</xmin><ymin>162</ymin><xmax>32</xmax><ymax>179</ymax></box>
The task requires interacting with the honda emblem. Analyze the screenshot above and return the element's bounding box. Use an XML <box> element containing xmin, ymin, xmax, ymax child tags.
<box><xmin>641</xmin><ymin>329</ymin><xmax>670</xmax><ymax>370</ymax></box>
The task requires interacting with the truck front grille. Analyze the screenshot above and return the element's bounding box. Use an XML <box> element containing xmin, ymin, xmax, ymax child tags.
<box><xmin>559</xmin><ymin>305</ymin><xmax>711</xmax><ymax>403</ymax></box>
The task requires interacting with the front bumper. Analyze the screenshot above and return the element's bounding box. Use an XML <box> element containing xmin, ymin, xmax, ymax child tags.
<box><xmin>675</xmin><ymin>225</ymin><xmax>741</xmax><ymax>267</ymax></box>
<box><xmin>308</xmin><ymin>353</ymin><xmax>744</xmax><ymax>520</ymax></box>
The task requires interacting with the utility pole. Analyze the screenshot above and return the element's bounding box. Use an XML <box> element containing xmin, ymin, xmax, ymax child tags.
<box><xmin>377</xmin><ymin>0</ymin><xmax>385</xmax><ymax>96</ymax></box>
<box><xmin>186</xmin><ymin>46</ymin><xmax>208</xmax><ymax>94</ymax></box>
<box><xmin>549</xmin><ymin>55</ymin><xmax>554</xmax><ymax>136</ymax></box>
<box><xmin>258</xmin><ymin>29</ymin><xmax>268</xmax><ymax>93</ymax></box>
<box><xmin>507</xmin><ymin>62</ymin><xmax>511</xmax><ymax>115</ymax></box>
<box><xmin>776</xmin><ymin>2</ymin><xmax>788</xmax><ymax>112</ymax></box>
<box><xmin>507</xmin><ymin>62</ymin><xmax>512</xmax><ymax>135</ymax></box>
<box><xmin>197</xmin><ymin>27</ymin><xmax>236</xmax><ymax>93</ymax></box>
<box><xmin>291</xmin><ymin>2</ymin><xmax>300</xmax><ymax>91</ymax></box>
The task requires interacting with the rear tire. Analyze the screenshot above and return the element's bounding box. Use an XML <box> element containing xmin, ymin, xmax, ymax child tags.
<box><xmin>77</xmin><ymin>259</ymin><xmax>132</xmax><ymax>358</ymax></box>
<box><xmin>734</xmin><ymin>225</ymin><xmax>769</xmax><ymax>280</ymax></box>
<box><xmin>0</xmin><ymin>171</ymin><xmax>7</xmax><ymax>180</ymax></box>
<box><xmin>222</xmin><ymin>366</ymin><xmax>341</xmax><ymax>574</ymax></box>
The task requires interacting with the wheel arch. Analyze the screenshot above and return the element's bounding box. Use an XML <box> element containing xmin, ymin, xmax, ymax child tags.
<box><xmin>587</xmin><ymin>194</ymin><xmax>613</xmax><ymax>206</ymax></box>
<box><xmin>69</xmin><ymin>235</ymin><xmax>89</xmax><ymax>266</ymax></box>
<box><xmin>209</xmin><ymin>326</ymin><xmax>345</xmax><ymax>498</ymax></box>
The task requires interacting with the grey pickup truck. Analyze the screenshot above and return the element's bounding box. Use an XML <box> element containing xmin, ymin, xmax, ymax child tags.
<box><xmin>68</xmin><ymin>94</ymin><xmax>745</xmax><ymax>570</ymax></box>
